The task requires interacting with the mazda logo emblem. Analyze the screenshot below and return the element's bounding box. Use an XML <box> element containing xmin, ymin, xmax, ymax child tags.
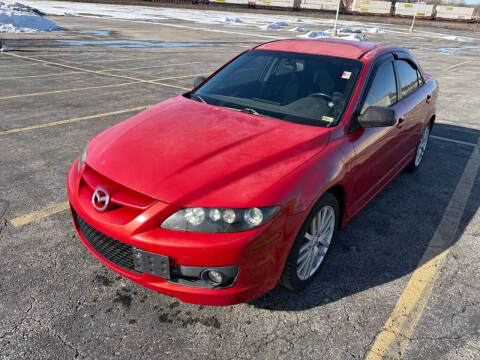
<box><xmin>92</xmin><ymin>188</ymin><xmax>110</xmax><ymax>212</ymax></box>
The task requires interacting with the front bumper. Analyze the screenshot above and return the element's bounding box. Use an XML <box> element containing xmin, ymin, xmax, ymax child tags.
<box><xmin>67</xmin><ymin>160</ymin><xmax>298</xmax><ymax>306</ymax></box>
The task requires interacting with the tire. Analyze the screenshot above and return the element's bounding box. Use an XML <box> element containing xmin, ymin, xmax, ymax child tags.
<box><xmin>280</xmin><ymin>192</ymin><xmax>339</xmax><ymax>292</ymax></box>
<box><xmin>405</xmin><ymin>124</ymin><xmax>430</xmax><ymax>173</ymax></box>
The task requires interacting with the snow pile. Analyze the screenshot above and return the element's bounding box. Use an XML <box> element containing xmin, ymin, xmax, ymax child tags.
<box><xmin>289</xmin><ymin>26</ymin><xmax>309</xmax><ymax>33</ymax></box>
<box><xmin>223</xmin><ymin>17</ymin><xmax>243</xmax><ymax>23</ymax></box>
<box><xmin>263</xmin><ymin>21</ymin><xmax>288</xmax><ymax>30</ymax></box>
<box><xmin>299</xmin><ymin>29</ymin><xmax>366</xmax><ymax>41</ymax></box>
<box><xmin>443</xmin><ymin>35</ymin><xmax>458</xmax><ymax>41</ymax></box>
<box><xmin>0</xmin><ymin>1</ymin><xmax>64</xmax><ymax>32</ymax></box>
<box><xmin>365</xmin><ymin>27</ymin><xmax>385</xmax><ymax>33</ymax></box>
<box><xmin>300</xmin><ymin>30</ymin><xmax>332</xmax><ymax>39</ymax></box>
<box><xmin>335</xmin><ymin>27</ymin><xmax>384</xmax><ymax>35</ymax></box>
<box><xmin>341</xmin><ymin>33</ymin><xmax>366</xmax><ymax>41</ymax></box>
<box><xmin>351</xmin><ymin>27</ymin><xmax>384</xmax><ymax>34</ymax></box>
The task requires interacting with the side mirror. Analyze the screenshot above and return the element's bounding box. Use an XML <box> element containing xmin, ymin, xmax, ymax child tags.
<box><xmin>193</xmin><ymin>76</ymin><xmax>206</xmax><ymax>88</ymax></box>
<box><xmin>357</xmin><ymin>106</ymin><xmax>397</xmax><ymax>128</ymax></box>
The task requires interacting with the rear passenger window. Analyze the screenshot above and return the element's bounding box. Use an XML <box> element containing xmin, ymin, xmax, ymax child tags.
<box><xmin>396</xmin><ymin>60</ymin><xmax>419</xmax><ymax>98</ymax></box>
<box><xmin>362</xmin><ymin>61</ymin><xmax>397</xmax><ymax>113</ymax></box>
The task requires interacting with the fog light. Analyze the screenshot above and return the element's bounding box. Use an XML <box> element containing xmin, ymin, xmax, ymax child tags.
<box><xmin>206</xmin><ymin>270</ymin><xmax>224</xmax><ymax>284</ymax></box>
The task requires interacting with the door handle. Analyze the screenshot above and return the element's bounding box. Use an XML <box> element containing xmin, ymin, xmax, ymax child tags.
<box><xmin>426</xmin><ymin>94</ymin><xmax>432</xmax><ymax>104</ymax></box>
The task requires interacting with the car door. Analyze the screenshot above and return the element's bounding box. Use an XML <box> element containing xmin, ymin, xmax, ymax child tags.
<box><xmin>393</xmin><ymin>54</ymin><xmax>431</xmax><ymax>154</ymax></box>
<box><xmin>348</xmin><ymin>54</ymin><xmax>406</xmax><ymax>215</ymax></box>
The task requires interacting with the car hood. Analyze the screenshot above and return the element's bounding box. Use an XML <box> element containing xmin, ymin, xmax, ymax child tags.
<box><xmin>86</xmin><ymin>96</ymin><xmax>331</xmax><ymax>207</ymax></box>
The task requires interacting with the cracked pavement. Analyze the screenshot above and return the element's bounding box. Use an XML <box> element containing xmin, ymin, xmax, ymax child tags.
<box><xmin>0</xmin><ymin>8</ymin><xmax>479</xmax><ymax>360</ymax></box>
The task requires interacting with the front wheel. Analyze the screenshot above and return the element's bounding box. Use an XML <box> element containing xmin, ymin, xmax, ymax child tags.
<box><xmin>405</xmin><ymin>124</ymin><xmax>430</xmax><ymax>172</ymax></box>
<box><xmin>280</xmin><ymin>192</ymin><xmax>339</xmax><ymax>291</ymax></box>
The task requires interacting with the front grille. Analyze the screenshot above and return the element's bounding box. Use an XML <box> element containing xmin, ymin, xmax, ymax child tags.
<box><xmin>74</xmin><ymin>212</ymin><xmax>138</xmax><ymax>273</ymax></box>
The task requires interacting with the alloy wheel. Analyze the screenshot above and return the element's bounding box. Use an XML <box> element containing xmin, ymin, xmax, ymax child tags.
<box><xmin>296</xmin><ymin>205</ymin><xmax>335</xmax><ymax>281</ymax></box>
<box><xmin>414</xmin><ymin>126</ymin><xmax>430</xmax><ymax>167</ymax></box>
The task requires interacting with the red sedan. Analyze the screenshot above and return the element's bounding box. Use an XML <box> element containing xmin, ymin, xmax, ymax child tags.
<box><xmin>67</xmin><ymin>39</ymin><xmax>438</xmax><ymax>306</ymax></box>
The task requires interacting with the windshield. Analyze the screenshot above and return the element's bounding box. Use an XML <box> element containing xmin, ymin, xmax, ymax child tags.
<box><xmin>189</xmin><ymin>49</ymin><xmax>362</xmax><ymax>127</ymax></box>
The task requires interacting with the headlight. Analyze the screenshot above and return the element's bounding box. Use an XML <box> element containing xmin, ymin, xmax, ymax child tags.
<box><xmin>77</xmin><ymin>145</ymin><xmax>87</xmax><ymax>173</ymax></box>
<box><xmin>161</xmin><ymin>206</ymin><xmax>280</xmax><ymax>233</ymax></box>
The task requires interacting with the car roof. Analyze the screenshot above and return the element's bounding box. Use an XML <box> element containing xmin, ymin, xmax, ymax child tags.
<box><xmin>254</xmin><ymin>39</ymin><xmax>386</xmax><ymax>60</ymax></box>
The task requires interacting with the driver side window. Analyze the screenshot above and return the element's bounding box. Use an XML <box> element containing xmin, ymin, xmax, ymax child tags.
<box><xmin>361</xmin><ymin>61</ymin><xmax>398</xmax><ymax>114</ymax></box>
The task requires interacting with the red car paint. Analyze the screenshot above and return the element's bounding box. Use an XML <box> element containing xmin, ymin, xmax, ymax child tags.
<box><xmin>67</xmin><ymin>39</ymin><xmax>438</xmax><ymax>305</ymax></box>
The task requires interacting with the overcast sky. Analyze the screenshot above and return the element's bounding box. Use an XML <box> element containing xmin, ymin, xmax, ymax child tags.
<box><xmin>465</xmin><ymin>0</ymin><xmax>480</xmax><ymax>4</ymax></box>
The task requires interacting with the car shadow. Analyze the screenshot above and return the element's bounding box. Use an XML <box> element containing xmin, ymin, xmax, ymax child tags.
<box><xmin>250</xmin><ymin>123</ymin><xmax>479</xmax><ymax>311</ymax></box>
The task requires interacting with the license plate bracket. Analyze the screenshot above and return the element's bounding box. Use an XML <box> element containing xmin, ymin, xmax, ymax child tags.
<box><xmin>132</xmin><ymin>247</ymin><xmax>170</xmax><ymax>279</ymax></box>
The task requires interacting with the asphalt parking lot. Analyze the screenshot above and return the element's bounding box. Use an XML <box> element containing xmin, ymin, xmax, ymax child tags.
<box><xmin>1</xmin><ymin>8</ymin><xmax>480</xmax><ymax>360</ymax></box>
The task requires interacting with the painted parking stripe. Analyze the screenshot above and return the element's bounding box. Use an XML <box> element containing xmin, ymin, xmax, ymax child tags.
<box><xmin>83</xmin><ymin>57</ymin><xmax>198</xmax><ymax>64</ymax></box>
<box><xmin>2</xmin><ymin>62</ymin><xmax>203</xmax><ymax>80</ymax></box>
<box><xmin>4</xmin><ymin>53</ymin><xmax>190</xmax><ymax>91</ymax></box>
<box><xmin>10</xmin><ymin>202</ymin><xmax>70</xmax><ymax>228</ymax></box>
<box><xmin>0</xmin><ymin>73</ymin><xmax>208</xmax><ymax>100</ymax></box>
<box><xmin>441</xmin><ymin>60</ymin><xmax>472</xmax><ymax>72</ymax></box>
<box><xmin>0</xmin><ymin>62</ymin><xmax>46</xmax><ymax>68</ymax></box>
<box><xmin>430</xmin><ymin>135</ymin><xmax>476</xmax><ymax>147</ymax></box>
<box><xmin>151</xmin><ymin>73</ymin><xmax>209</xmax><ymax>82</ymax></box>
<box><xmin>2</xmin><ymin>71</ymin><xmax>83</xmax><ymax>80</ymax></box>
<box><xmin>0</xmin><ymin>105</ymin><xmax>151</xmax><ymax>136</ymax></box>
<box><xmin>98</xmin><ymin>61</ymin><xmax>202</xmax><ymax>72</ymax></box>
<box><xmin>0</xmin><ymin>81</ymin><xmax>138</xmax><ymax>100</ymax></box>
<box><xmin>366</xmin><ymin>138</ymin><xmax>480</xmax><ymax>360</ymax></box>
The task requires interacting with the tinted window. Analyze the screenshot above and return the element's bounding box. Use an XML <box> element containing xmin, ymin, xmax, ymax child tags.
<box><xmin>192</xmin><ymin>50</ymin><xmax>362</xmax><ymax>127</ymax></box>
<box><xmin>362</xmin><ymin>61</ymin><xmax>397</xmax><ymax>113</ymax></box>
<box><xmin>396</xmin><ymin>60</ymin><xmax>419</xmax><ymax>98</ymax></box>
<box><xmin>222</xmin><ymin>54</ymin><xmax>272</xmax><ymax>87</ymax></box>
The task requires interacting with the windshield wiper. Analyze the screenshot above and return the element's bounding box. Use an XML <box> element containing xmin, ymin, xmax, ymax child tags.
<box><xmin>240</xmin><ymin>108</ymin><xmax>260</xmax><ymax>115</ymax></box>
<box><xmin>189</xmin><ymin>93</ymin><xmax>206</xmax><ymax>103</ymax></box>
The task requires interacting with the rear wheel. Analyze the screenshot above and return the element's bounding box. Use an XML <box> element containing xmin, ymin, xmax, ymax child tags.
<box><xmin>281</xmin><ymin>192</ymin><xmax>339</xmax><ymax>291</ymax></box>
<box><xmin>406</xmin><ymin>125</ymin><xmax>430</xmax><ymax>172</ymax></box>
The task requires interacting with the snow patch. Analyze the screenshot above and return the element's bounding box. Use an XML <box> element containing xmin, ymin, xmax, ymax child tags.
<box><xmin>443</xmin><ymin>35</ymin><xmax>458</xmax><ymax>41</ymax></box>
<box><xmin>0</xmin><ymin>1</ymin><xmax>64</xmax><ymax>33</ymax></box>
<box><xmin>341</xmin><ymin>33</ymin><xmax>366</xmax><ymax>41</ymax></box>
<box><xmin>263</xmin><ymin>21</ymin><xmax>288</xmax><ymax>30</ymax></box>
<box><xmin>365</xmin><ymin>27</ymin><xmax>385</xmax><ymax>34</ymax></box>
<box><xmin>337</xmin><ymin>27</ymin><xmax>384</xmax><ymax>34</ymax></box>
<box><xmin>300</xmin><ymin>30</ymin><xmax>331</xmax><ymax>39</ymax></box>
<box><xmin>289</xmin><ymin>26</ymin><xmax>308</xmax><ymax>33</ymax></box>
<box><xmin>299</xmin><ymin>29</ymin><xmax>366</xmax><ymax>41</ymax></box>
<box><xmin>223</xmin><ymin>17</ymin><xmax>243</xmax><ymax>23</ymax></box>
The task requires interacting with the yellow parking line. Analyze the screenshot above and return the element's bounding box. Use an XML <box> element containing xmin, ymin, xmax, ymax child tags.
<box><xmin>0</xmin><ymin>73</ymin><xmax>206</xmax><ymax>100</ymax></box>
<box><xmin>25</xmin><ymin>55</ymin><xmax>164</xmax><ymax>63</ymax></box>
<box><xmin>441</xmin><ymin>60</ymin><xmax>472</xmax><ymax>72</ymax></box>
<box><xmin>99</xmin><ymin>61</ymin><xmax>201</xmax><ymax>72</ymax></box>
<box><xmin>0</xmin><ymin>105</ymin><xmax>151</xmax><ymax>136</ymax></box>
<box><xmin>366</xmin><ymin>138</ymin><xmax>480</xmax><ymax>360</ymax></box>
<box><xmin>10</xmin><ymin>202</ymin><xmax>70</xmax><ymax>228</ymax></box>
<box><xmin>0</xmin><ymin>81</ymin><xmax>138</xmax><ymax>100</ymax></box>
<box><xmin>0</xmin><ymin>62</ymin><xmax>45</xmax><ymax>68</ymax></box>
<box><xmin>4</xmin><ymin>53</ymin><xmax>190</xmax><ymax>91</ymax></box>
<box><xmin>2</xmin><ymin>63</ymin><xmax>203</xmax><ymax>81</ymax></box>
<box><xmin>83</xmin><ymin>56</ymin><xmax>182</xmax><ymax>64</ymax></box>
<box><xmin>2</xmin><ymin>71</ymin><xmax>83</xmax><ymax>80</ymax></box>
<box><xmin>151</xmin><ymin>73</ymin><xmax>210</xmax><ymax>82</ymax></box>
